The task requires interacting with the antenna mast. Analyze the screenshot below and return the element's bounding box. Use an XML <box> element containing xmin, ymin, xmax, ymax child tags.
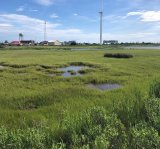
<box><xmin>99</xmin><ymin>0</ymin><xmax>103</xmax><ymax>45</ymax></box>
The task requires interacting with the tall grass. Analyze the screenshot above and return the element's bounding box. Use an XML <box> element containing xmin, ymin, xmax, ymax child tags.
<box><xmin>149</xmin><ymin>78</ymin><xmax>160</xmax><ymax>98</ymax></box>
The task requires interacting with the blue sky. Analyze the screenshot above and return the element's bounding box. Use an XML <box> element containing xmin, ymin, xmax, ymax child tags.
<box><xmin>1</xmin><ymin>0</ymin><xmax>160</xmax><ymax>42</ymax></box>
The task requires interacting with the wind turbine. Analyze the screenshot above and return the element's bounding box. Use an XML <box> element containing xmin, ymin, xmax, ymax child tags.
<box><xmin>44</xmin><ymin>21</ymin><xmax>47</xmax><ymax>41</ymax></box>
<box><xmin>99</xmin><ymin>0</ymin><xmax>104</xmax><ymax>45</ymax></box>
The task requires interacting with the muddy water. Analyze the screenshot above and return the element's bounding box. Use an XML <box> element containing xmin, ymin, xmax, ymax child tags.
<box><xmin>88</xmin><ymin>84</ymin><xmax>122</xmax><ymax>91</ymax></box>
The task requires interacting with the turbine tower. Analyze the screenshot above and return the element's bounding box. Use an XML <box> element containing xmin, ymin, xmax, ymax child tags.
<box><xmin>99</xmin><ymin>0</ymin><xmax>104</xmax><ymax>45</ymax></box>
<box><xmin>44</xmin><ymin>21</ymin><xmax>47</xmax><ymax>41</ymax></box>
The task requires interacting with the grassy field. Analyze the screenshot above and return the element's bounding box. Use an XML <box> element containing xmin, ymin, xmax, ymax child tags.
<box><xmin>0</xmin><ymin>46</ymin><xmax>160</xmax><ymax>148</ymax></box>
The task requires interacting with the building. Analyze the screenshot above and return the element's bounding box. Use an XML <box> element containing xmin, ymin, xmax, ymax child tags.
<box><xmin>48</xmin><ymin>40</ymin><xmax>62</xmax><ymax>46</ymax></box>
<box><xmin>10</xmin><ymin>41</ymin><xmax>22</xmax><ymax>46</ymax></box>
<box><xmin>20</xmin><ymin>40</ymin><xmax>35</xmax><ymax>46</ymax></box>
<box><xmin>63</xmin><ymin>41</ymin><xmax>77</xmax><ymax>45</ymax></box>
<box><xmin>39</xmin><ymin>41</ymin><xmax>48</xmax><ymax>46</ymax></box>
<box><xmin>103</xmin><ymin>40</ymin><xmax>118</xmax><ymax>45</ymax></box>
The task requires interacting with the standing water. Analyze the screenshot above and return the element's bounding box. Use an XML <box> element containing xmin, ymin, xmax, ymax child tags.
<box><xmin>88</xmin><ymin>83</ymin><xmax>122</xmax><ymax>91</ymax></box>
<box><xmin>58</xmin><ymin>66</ymin><xmax>89</xmax><ymax>77</ymax></box>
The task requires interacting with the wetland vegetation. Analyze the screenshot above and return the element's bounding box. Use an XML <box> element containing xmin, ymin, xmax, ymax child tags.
<box><xmin>0</xmin><ymin>45</ymin><xmax>160</xmax><ymax>148</ymax></box>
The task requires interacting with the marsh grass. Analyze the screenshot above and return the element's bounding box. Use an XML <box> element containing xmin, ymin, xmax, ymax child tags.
<box><xmin>0</xmin><ymin>46</ymin><xmax>159</xmax><ymax>148</ymax></box>
<box><xmin>67</xmin><ymin>70</ymin><xmax>76</xmax><ymax>75</ymax></box>
<box><xmin>149</xmin><ymin>78</ymin><xmax>160</xmax><ymax>98</ymax></box>
<box><xmin>104</xmin><ymin>53</ymin><xmax>133</xmax><ymax>58</ymax></box>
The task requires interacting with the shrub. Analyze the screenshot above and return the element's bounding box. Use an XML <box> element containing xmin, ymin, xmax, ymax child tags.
<box><xmin>61</xmin><ymin>107</ymin><xmax>127</xmax><ymax>148</ymax></box>
<box><xmin>0</xmin><ymin>127</ymin><xmax>22</xmax><ymax>149</ymax></box>
<box><xmin>20</xmin><ymin>128</ymin><xmax>46</xmax><ymax>149</ymax></box>
<box><xmin>94</xmin><ymin>134</ymin><xmax>109</xmax><ymax>149</ymax></box>
<box><xmin>129</xmin><ymin>123</ymin><xmax>160</xmax><ymax>148</ymax></box>
<box><xmin>104</xmin><ymin>53</ymin><xmax>133</xmax><ymax>58</ymax></box>
<box><xmin>145</xmin><ymin>98</ymin><xmax>160</xmax><ymax>130</ymax></box>
<box><xmin>149</xmin><ymin>79</ymin><xmax>160</xmax><ymax>98</ymax></box>
<box><xmin>0</xmin><ymin>127</ymin><xmax>53</xmax><ymax>149</ymax></box>
<box><xmin>0</xmin><ymin>43</ymin><xmax>4</xmax><ymax>48</ymax></box>
<box><xmin>51</xmin><ymin>142</ymin><xmax>66</xmax><ymax>149</ymax></box>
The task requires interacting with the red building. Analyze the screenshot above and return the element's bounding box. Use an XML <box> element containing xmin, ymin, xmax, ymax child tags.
<box><xmin>10</xmin><ymin>41</ymin><xmax>22</xmax><ymax>46</ymax></box>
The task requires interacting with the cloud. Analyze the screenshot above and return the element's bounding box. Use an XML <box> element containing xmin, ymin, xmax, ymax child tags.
<box><xmin>35</xmin><ymin>0</ymin><xmax>54</xmax><ymax>6</ymax></box>
<box><xmin>1</xmin><ymin>11</ymin><xmax>160</xmax><ymax>43</ymax></box>
<box><xmin>50</xmin><ymin>13</ymin><xmax>59</xmax><ymax>18</ymax></box>
<box><xmin>0</xmin><ymin>13</ymin><xmax>83</xmax><ymax>41</ymax></box>
<box><xmin>73</xmin><ymin>13</ymin><xmax>97</xmax><ymax>22</ymax></box>
<box><xmin>16</xmin><ymin>6</ymin><xmax>24</xmax><ymax>12</ymax></box>
<box><xmin>73</xmin><ymin>13</ymin><xmax>78</xmax><ymax>16</ymax></box>
<box><xmin>29</xmin><ymin>9</ymin><xmax>38</xmax><ymax>12</ymax></box>
<box><xmin>16</xmin><ymin>5</ymin><xmax>38</xmax><ymax>12</ymax></box>
<box><xmin>0</xmin><ymin>23</ymin><xmax>13</xmax><ymax>27</ymax></box>
<box><xmin>127</xmin><ymin>11</ymin><xmax>160</xmax><ymax>22</ymax></box>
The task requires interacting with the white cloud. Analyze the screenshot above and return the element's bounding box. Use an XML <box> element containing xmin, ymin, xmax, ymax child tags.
<box><xmin>73</xmin><ymin>13</ymin><xmax>97</xmax><ymax>22</ymax></box>
<box><xmin>16</xmin><ymin>6</ymin><xmax>24</xmax><ymax>12</ymax></box>
<box><xmin>73</xmin><ymin>13</ymin><xmax>78</xmax><ymax>16</ymax></box>
<box><xmin>127</xmin><ymin>11</ymin><xmax>160</xmax><ymax>22</ymax></box>
<box><xmin>0</xmin><ymin>23</ymin><xmax>13</xmax><ymax>27</ymax></box>
<box><xmin>29</xmin><ymin>9</ymin><xmax>38</xmax><ymax>12</ymax></box>
<box><xmin>50</xmin><ymin>13</ymin><xmax>59</xmax><ymax>18</ymax></box>
<box><xmin>1</xmin><ymin>12</ymin><xmax>160</xmax><ymax>42</ymax></box>
<box><xmin>0</xmin><ymin>13</ymin><xmax>83</xmax><ymax>41</ymax></box>
<box><xmin>35</xmin><ymin>0</ymin><xmax>54</xmax><ymax>6</ymax></box>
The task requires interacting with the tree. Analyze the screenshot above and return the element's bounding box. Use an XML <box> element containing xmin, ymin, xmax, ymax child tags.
<box><xmin>4</xmin><ymin>40</ymin><xmax>9</xmax><ymax>44</ymax></box>
<box><xmin>19</xmin><ymin>33</ymin><xmax>23</xmax><ymax>41</ymax></box>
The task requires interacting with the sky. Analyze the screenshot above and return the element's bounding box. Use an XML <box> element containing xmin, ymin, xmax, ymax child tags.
<box><xmin>1</xmin><ymin>0</ymin><xmax>160</xmax><ymax>43</ymax></box>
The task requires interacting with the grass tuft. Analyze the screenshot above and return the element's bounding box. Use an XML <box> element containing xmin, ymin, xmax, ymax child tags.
<box><xmin>104</xmin><ymin>53</ymin><xmax>133</xmax><ymax>58</ymax></box>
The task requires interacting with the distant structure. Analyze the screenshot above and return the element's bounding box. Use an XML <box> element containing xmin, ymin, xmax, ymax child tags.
<box><xmin>10</xmin><ymin>41</ymin><xmax>22</xmax><ymax>46</ymax></box>
<box><xmin>63</xmin><ymin>41</ymin><xmax>77</xmax><ymax>45</ymax></box>
<box><xmin>20</xmin><ymin>40</ymin><xmax>35</xmax><ymax>46</ymax></box>
<box><xmin>103</xmin><ymin>40</ymin><xmax>118</xmax><ymax>45</ymax></box>
<box><xmin>39</xmin><ymin>41</ymin><xmax>48</xmax><ymax>46</ymax></box>
<box><xmin>19</xmin><ymin>33</ymin><xmax>23</xmax><ymax>41</ymax></box>
<box><xmin>48</xmin><ymin>40</ymin><xmax>62</xmax><ymax>46</ymax></box>
<box><xmin>99</xmin><ymin>0</ymin><xmax>104</xmax><ymax>45</ymax></box>
<box><xmin>44</xmin><ymin>21</ymin><xmax>47</xmax><ymax>41</ymax></box>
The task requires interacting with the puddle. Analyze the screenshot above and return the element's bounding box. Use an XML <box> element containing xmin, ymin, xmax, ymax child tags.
<box><xmin>0</xmin><ymin>66</ymin><xmax>4</xmax><ymax>69</ymax></box>
<box><xmin>58</xmin><ymin>66</ymin><xmax>88</xmax><ymax>72</ymax></box>
<box><xmin>62</xmin><ymin>71</ymin><xmax>81</xmax><ymax>77</ymax></box>
<box><xmin>125</xmin><ymin>46</ymin><xmax>160</xmax><ymax>50</ymax></box>
<box><xmin>58</xmin><ymin>66</ymin><xmax>89</xmax><ymax>77</ymax></box>
<box><xmin>88</xmin><ymin>83</ymin><xmax>122</xmax><ymax>91</ymax></box>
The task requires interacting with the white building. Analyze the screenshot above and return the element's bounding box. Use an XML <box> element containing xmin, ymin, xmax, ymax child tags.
<box><xmin>48</xmin><ymin>40</ymin><xmax>62</xmax><ymax>46</ymax></box>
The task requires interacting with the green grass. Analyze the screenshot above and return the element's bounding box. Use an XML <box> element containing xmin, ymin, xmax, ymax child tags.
<box><xmin>0</xmin><ymin>46</ymin><xmax>159</xmax><ymax>126</ymax></box>
<box><xmin>0</xmin><ymin>46</ymin><xmax>160</xmax><ymax>148</ymax></box>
